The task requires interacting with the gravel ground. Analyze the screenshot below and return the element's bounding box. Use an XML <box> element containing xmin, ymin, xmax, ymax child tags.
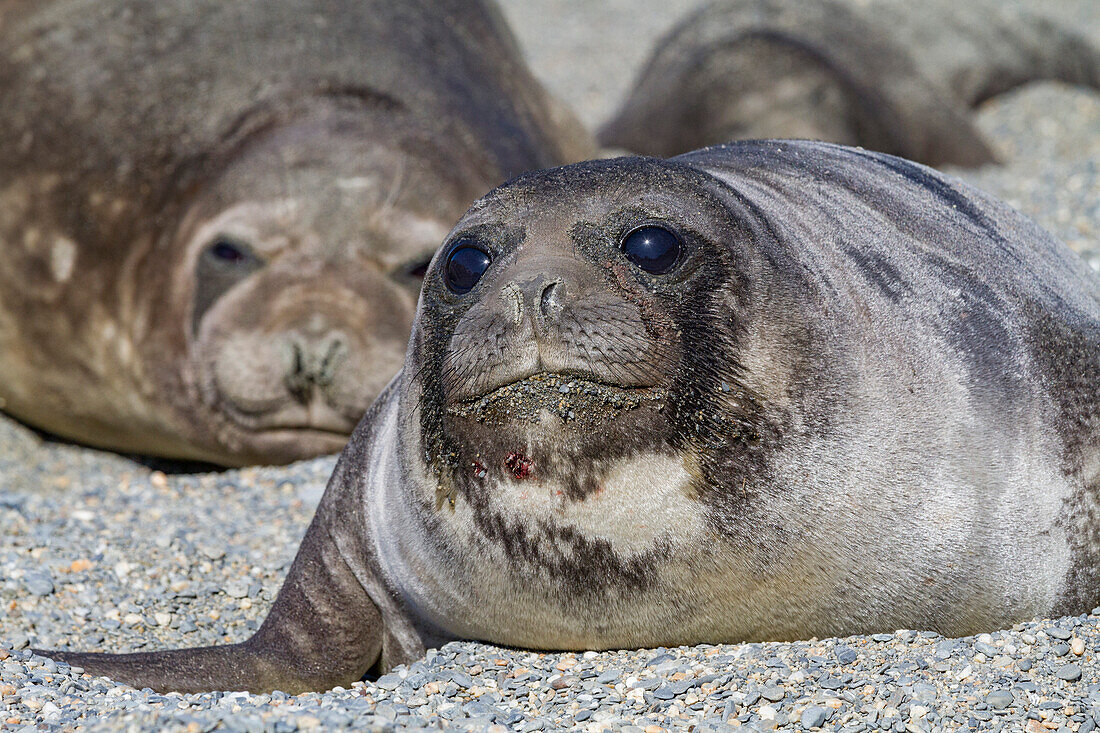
<box><xmin>4</xmin><ymin>1</ymin><xmax>1100</xmax><ymax>731</ymax></box>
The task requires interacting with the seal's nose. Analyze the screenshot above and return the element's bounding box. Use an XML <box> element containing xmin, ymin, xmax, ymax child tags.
<box><xmin>492</xmin><ymin>253</ymin><xmax>596</xmax><ymax>332</ymax></box>
<box><xmin>283</xmin><ymin>330</ymin><xmax>348</xmax><ymax>402</ymax></box>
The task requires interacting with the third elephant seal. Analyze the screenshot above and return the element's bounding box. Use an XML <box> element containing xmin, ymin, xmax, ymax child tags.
<box><xmin>599</xmin><ymin>0</ymin><xmax>1100</xmax><ymax>166</ymax></box>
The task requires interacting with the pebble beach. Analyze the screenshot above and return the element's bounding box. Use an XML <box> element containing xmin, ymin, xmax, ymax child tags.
<box><xmin>3</xmin><ymin>1</ymin><xmax>1100</xmax><ymax>730</ymax></box>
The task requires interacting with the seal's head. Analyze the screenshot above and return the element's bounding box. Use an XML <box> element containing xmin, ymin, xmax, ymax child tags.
<box><xmin>405</xmin><ymin>155</ymin><xmax>772</xmax><ymax>548</ymax></box>
<box><xmin>155</xmin><ymin>101</ymin><xmax>496</xmax><ymax>465</ymax></box>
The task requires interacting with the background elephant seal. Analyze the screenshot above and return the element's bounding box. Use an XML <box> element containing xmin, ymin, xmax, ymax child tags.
<box><xmin>43</xmin><ymin>140</ymin><xmax>1100</xmax><ymax>693</ymax></box>
<box><xmin>598</xmin><ymin>0</ymin><xmax>1100</xmax><ymax>167</ymax></box>
<box><xmin>0</xmin><ymin>0</ymin><xmax>592</xmax><ymax>466</ymax></box>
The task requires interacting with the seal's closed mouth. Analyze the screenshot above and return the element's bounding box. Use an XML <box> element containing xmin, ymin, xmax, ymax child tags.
<box><xmin>217</xmin><ymin>404</ymin><xmax>358</xmax><ymax>437</ymax></box>
<box><xmin>447</xmin><ymin>371</ymin><xmax>667</xmax><ymax>425</ymax></box>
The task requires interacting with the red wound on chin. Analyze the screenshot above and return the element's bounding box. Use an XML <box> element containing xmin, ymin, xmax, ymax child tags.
<box><xmin>505</xmin><ymin>452</ymin><xmax>533</xmax><ymax>480</ymax></box>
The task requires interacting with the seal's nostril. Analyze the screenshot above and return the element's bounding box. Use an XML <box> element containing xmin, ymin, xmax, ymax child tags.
<box><xmin>316</xmin><ymin>335</ymin><xmax>348</xmax><ymax>387</ymax></box>
<box><xmin>539</xmin><ymin>281</ymin><xmax>561</xmax><ymax>317</ymax></box>
<box><xmin>284</xmin><ymin>339</ymin><xmax>311</xmax><ymax>403</ymax></box>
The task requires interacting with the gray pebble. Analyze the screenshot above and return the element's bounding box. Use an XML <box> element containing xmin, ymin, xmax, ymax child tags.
<box><xmin>1057</xmin><ymin>664</ymin><xmax>1083</xmax><ymax>681</ymax></box>
<box><xmin>802</xmin><ymin>706</ymin><xmax>828</xmax><ymax>729</ymax></box>
<box><xmin>375</xmin><ymin>674</ymin><xmax>403</xmax><ymax>691</ymax></box>
<box><xmin>759</xmin><ymin>684</ymin><xmax>785</xmax><ymax>702</ymax></box>
<box><xmin>22</xmin><ymin>572</ymin><xmax>54</xmax><ymax>597</ymax></box>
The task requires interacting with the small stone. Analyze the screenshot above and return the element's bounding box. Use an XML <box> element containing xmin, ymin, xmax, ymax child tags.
<box><xmin>1056</xmin><ymin>664</ymin><xmax>1082</xmax><ymax>681</ymax></box>
<box><xmin>974</xmin><ymin>642</ymin><xmax>999</xmax><ymax>657</ymax></box>
<box><xmin>985</xmin><ymin>690</ymin><xmax>1014</xmax><ymax>710</ymax></box>
<box><xmin>1048</xmin><ymin>627</ymin><xmax>1073</xmax><ymax>640</ymax></box>
<box><xmin>653</xmin><ymin>685</ymin><xmax>676</xmax><ymax>700</ymax></box>
<box><xmin>760</xmin><ymin>685</ymin><xmax>785</xmax><ymax>702</ymax></box>
<box><xmin>225</xmin><ymin>581</ymin><xmax>249</xmax><ymax>599</ymax></box>
<box><xmin>801</xmin><ymin>706</ymin><xmax>828</xmax><ymax>729</ymax></box>
<box><xmin>695</xmin><ymin>720</ymin><xmax>735</xmax><ymax>733</ymax></box>
<box><xmin>296</xmin><ymin>716</ymin><xmax>320</xmax><ymax>731</ymax></box>
<box><xmin>23</xmin><ymin>572</ymin><xmax>54</xmax><ymax>596</ymax></box>
<box><xmin>1072</xmin><ymin>638</ymin><xmax>1086</xmax><ymax>656</ymax></box>
<box><xmin>199</xmin><ymin>545</ymin><xmax>226</xmax><ymax>561</ymax></box>
<box><xmin>375</xmin><ymin>674</ymin><xmax>402</xmax><ymax>690</ymax></box>
<box><xmin>550</xmin><ymin>675</ymin><xmax>574</xmax><ymax>690</ymax></box>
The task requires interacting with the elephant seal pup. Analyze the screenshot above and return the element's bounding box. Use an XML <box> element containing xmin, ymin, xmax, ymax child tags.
<box><xmin>599</xmin><ymin>0</ymin><xmax>1100</xmax><ymax>167</ymax></box>
<box><xmin>0</xmin><ymin>0</ymin><xmax>591</xmax><ymax>465</ymax></box>
<box><xmin>43</xmin><ymin>141</ymin><xmax>1100</xmax><ymax>693</ymax></box>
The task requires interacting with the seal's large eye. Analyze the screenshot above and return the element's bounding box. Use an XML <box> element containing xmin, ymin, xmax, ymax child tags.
<box><xmin>205</xmin><ymin>238</ymin><xmax>256</xmax><ymax>267</ymax></box>
<box><xmin>620</xmin><ymin>225</ymin><xmax>681</xmax><ymax>275</ymax></box>
<box><xmin>193</xmin><ymin>237</ymin><xmax>264</xmax><ymax>333</ymax></box>
<box><xmin>444</xmin><ymin>243</ymin><xmax>491</xmax><ymax>294</ymax></box>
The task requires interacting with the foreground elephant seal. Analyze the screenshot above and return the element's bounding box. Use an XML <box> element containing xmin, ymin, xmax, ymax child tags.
<box><xmin>599</xmin><ymin>0</ymin><xmax>1100</xmax><ymax>166</ymax></box>
<box><xmin>45</xmin><ymin>141</ymin><xmax>1100</xmax><ymax>692</ymax></box>
<box><xmin>0</xmin><ymin>0</ymin><xmax>591</xmax><ymax>465</ymax></box>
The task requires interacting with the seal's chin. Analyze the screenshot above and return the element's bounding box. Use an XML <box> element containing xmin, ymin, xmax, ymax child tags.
<box><xmin>446</xmin><ymin>371</ymin><xmax>668</xmax><ymax>428</ymax></box>
<box><xmin>210</xmin><ymin>398</ymin><xmax>360</xmax><ymax>463</ymax></box>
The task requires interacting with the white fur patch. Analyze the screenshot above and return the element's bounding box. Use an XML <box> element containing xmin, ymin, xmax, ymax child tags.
<box><xmin>490</xmin><ymin>451</ymin><xmax>703</xmax><ymax>556</ymax></box>
<box><xmin>49</xmin><ymin>235</ymin><xmax>76</xmax><ymax>282</ymax></box>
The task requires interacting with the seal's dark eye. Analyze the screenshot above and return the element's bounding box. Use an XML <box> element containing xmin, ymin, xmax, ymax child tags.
<box><xmin>207</xmin><ymin>239</ymin><xmax>251</xmax><ymax>265</ymax></box>
<box><xmin>621</xmin><ymin>225</ymin><xmax>681</xmax><ymax>275</ymax></box>
<box><xmin>445</xmin><ymin>243</ymin><xmax>491</xmax><ymax>294</ymax></box>
<box><xmin>194</xmin><ymin>238</ymin><xmax>263</xmax><ymax>334</ymax></box>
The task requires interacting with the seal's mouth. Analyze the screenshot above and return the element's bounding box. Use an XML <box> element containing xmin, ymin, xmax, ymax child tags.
<box><xmin>446</xmin><ymin>371</ymin><xmax>667</xmax><ymax>426</ymax></box>
<box><xmin>216</xmin><ymin>398</ymin><xmax>359</xmax><ymax>437</ymax></box>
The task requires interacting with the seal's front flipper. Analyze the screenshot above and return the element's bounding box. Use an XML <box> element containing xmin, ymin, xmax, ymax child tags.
<box><xmin>39</xmin><ymin>475</ymin><xmax>384</xmax><ymax>694</ymax></box>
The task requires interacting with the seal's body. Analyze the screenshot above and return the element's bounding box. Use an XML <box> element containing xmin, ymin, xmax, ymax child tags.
<box><xmin>599</xmin><ymin>0</ymin><xmax>1100</xmax><ymax>166</ymax></box>
<box><xmin>0</xmin><ymin>0</ymin><xmax>590</xmax><ymax>465</ymax></box>
<box><xmin>45</xmin><ymin>141</ymin><xmax>1100</xmax><ymax>693</ymax></box>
